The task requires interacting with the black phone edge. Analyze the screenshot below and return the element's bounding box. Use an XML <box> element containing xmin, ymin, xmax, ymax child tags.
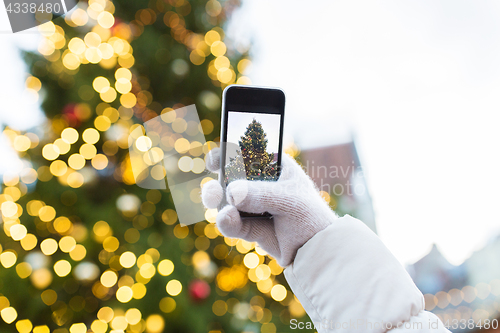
<box><xmin>219</xmin><ymin>84</ymin><xmax>286</xmax><ymax>219</ymax></box>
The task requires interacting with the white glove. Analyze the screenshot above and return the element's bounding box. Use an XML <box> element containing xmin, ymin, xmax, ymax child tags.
<box><xmin>202</xmin><ymin>148</ymin><xmax>337</xmax><ymax>267</ymax></box>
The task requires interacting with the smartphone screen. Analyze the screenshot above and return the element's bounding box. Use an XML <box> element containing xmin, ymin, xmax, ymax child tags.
<box><xmin>225</xmin><ymin>111</ymin><xmax>281</xmax><ymax>182</ymax></box>
<box><xmin>220</xmin><ymin>85</ymin><xmax>285</xmax><ymax>217</ymax></box>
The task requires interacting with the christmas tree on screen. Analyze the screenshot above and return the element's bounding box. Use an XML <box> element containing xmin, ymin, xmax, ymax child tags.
<box><xmin>225</xmin><ymin>119</ymin><xmax>277</xmax><ymax>183</ymax></box>
<box><xmin>0</xmin><ymin>0</ymin><xmax>313</xmax><ymax>332</ymax></box>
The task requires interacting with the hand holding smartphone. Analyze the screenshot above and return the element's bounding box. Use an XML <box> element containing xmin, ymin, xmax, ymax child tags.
<box><xmin>219</xmin><ymin>85</ymin><xmax>285</xmax><ymax>218</ymax></box>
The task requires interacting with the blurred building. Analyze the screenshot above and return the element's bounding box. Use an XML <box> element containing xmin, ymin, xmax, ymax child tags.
<box><xmin>464</xmin><ymin>235</ymin><xmax>500</xmax><ymax>287</ymax></box>
<box><xmin>299</xmin><ymin>142</ymin><xmax>377</xmax><ymax>233</ymax></box>
<box><xmin>408</xmin><ymin>241</ymin><xmax>500</xmax><ymax>332</ymax></box>
<box><xmin>408</xmin><ymin>244</ymin><xmax>467</xmax><ymax>295</ymax></box>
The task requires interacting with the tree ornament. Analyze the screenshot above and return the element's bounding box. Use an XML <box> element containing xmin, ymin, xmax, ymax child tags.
<box><xmin>189</xmin><ymin>279</ymin><xmax>211</xmax><ymax>302</ymax></box>
<box><xmin>62</xmin><ymin>103</ymin><xmax>80</xmax><ymax>128</ymax></box>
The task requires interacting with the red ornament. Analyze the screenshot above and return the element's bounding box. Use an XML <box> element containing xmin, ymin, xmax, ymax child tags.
<box><xmin>62</xmin><ymin>103</ymin><xmax>80</xmax><ymax>128</ymax></box>
<box><xmin>189</xmin><ymin>279</ymin><xmax>211</xmax><ymax>303</ymax></box>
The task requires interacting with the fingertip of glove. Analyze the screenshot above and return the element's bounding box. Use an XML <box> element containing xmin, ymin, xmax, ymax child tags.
<box><xmin>205</xmin><ymin>148</ymin><xmax>221</xmax><ymax>172</ymax></box>
<box><xmin>216</xmin><ymin>205</ymin><xmax>243</xmax><ymax>238</ymax></box>
<box><xmin>226</xmin><ymin>180</ymin><xmax>249</xmax><ymax>207</ymax></box>
<box><xmin>201</xmin><ymin>179</ymin><xmax>223</xmax><ymax>209</ymax></box>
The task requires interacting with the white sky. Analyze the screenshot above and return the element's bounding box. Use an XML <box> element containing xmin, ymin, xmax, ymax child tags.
<box><xmin>0</xmin><ymin>10</ymin><xmax>44</xmax><ymax>174</ymax></box>
<box><xmin>227</xmin><ymin>0</ymin><xmax>500</xmax><ymax>265</ymax></box>
<box><xmin>227</xmin><ymin>111</ymin><xmax>281</xmax><ymax>154</ymax></box>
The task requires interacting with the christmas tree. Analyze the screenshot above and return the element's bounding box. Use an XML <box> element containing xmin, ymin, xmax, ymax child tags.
<box><xmin>0</xmin><ymin>0</ymin><xmax>313</xmax><ymax>332</ymax></box>
<box><xmin>225</xmin><ymin>119</ymin><xmax>277</xmax><ymax>183</ymax></box>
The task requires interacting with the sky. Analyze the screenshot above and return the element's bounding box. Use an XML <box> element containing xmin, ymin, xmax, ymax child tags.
<box><xmin>0</xmin><ymin>9</ymin><xmax>44</xmax><ymax>174</ymax></box>
<box><xmin>1</xmin><ymin>1</ymin><xmax>500</xmax><ymax>266</ymax></box>
<box><xmin>227</xmin><ymin>111</ymin><xmax>281</xmax><ymax>155</ymax></box>
<box><xmin>226</xmin><ymin>0</ymin><xmax>500</xmax><ymax>265</ymax></box>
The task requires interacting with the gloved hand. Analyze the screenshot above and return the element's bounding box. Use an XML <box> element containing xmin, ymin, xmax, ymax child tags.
<box><xmin>201</xmin><ymin>148</ymin><xmax>337</xmax><ymax>267</ymax></box>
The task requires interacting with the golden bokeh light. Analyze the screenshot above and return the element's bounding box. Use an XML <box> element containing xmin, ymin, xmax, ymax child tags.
<box><xmin>84</xmin><ymin>32</ymin><xmax>101</xmax><ymax>48</ymax></box>
<box><xmin>67</xmin><ymin>172</ymin><xmax>84</xmax><ymax>188</ymax></box>
<box><xmin>63</xmin><ymin>52</ymin><xmax>81</xmax><ymax>70</ymax></box>
<box><xmin>14</xmin><ymin>321</ymin><xmax>35</xmax><ymax>333</ymax></box>
<box><xmin>110</xmin><ymin>315</ymin><xmax>127</xmax><ymax>330</ymax></box>
<box><xmin>135</xmin><ymin>136</ymin><xmax>152</xmax><ymax>152</ymax></box>
<box><xmin>85</xmin><ymin>47</ymin><xmax>103</xmax><ymax>64</ymax></box>
<box><xmin>115</xmin><ymin>78</ymin><xmax>132</xmax><ymax>94</ymax></box>
<box><xmin>20</xmin><ymin>233</ymin><xmax>37</xmax><ymax>251</ymax></box>
<box><xmin>68</xmin><ymin>154</ymin><xmax>86</xmax><ymax>170</ymax></box>
<box><xmin>0</xmin><ymin>251</ymin><xmax>17</xmax><ymax>268</ymax></box>
<box><xmin>120</xmin><ymin>92</ymin><xmax>137</xmax><ymax>108</ymax></box>
<box><xmin>166</xmin><ymin>279</ymin><xmax>182</xmax><ymax>296</ymax></box>
<box><xmin>10</xmin><ymin>224</ymin><xmax>27</xmax><ymax>241</ymax></box>
<box><xmin>95</xmin><ymin>115</ymin><xmax>111</xmax><ymax>131</ymax></box>
<box><xmin>16</xmin><ymin>262</ymin><xmax>32</xmax><ymax>279</ymax></box>
<box><xmin>93</xmin><ymin>76</ymin><xmax>110</xmax><ymax>93</ymax></box>
<box><xmin>50</xmin><ymin>160</ymin><xmax>68</xmax><ymax>177</ymax></box>
<box><xmin>61</xmin><ymin>127</ymin><xmax>79</xmax><ymax>144</ymax></box>
<box><xmin>90</xmin><ymin>320</ymin><xmax>107</xmax><ymax>333</ymax></box>
<box><xmin>13</xmin><ymin>135</ymin><xmax>31</xmax><ymax>152</ymax></box>
<box><xmin>1</xmin><ymin>306</ymin><xmax>18</xmax><ymax>324</ymax></box>
<box><xmin>69</xmin><ymin>244</ymin><xmax>87</xmax><ymax>261</ymax></box>
<box><xmin>42</xmin><ymin>144</ymin><xmax>60</xmax><ymax>161</ymax></box>
<box><xmin>69</xmin><ymin>323</ymin><xmax>87</xmax><ymax>333</ymax></box>
<box><xmin>30</xmin><ymin>268</ymin><xmax>53</xmax><ymax>289</ymax></box>
<box><xmin>158</xmin><ymin>259</ymin><xmax>174</xmax><ymax>276</ymax></box>
<box><xmin>139</xmin><ymin>263</ymin><xmax>156</xmax><ymax>279</ymax></box>
<box><xmin>178</xmin><ymin>156</ymin><xmax>193</xmax><ymax>172</ymax></box>
<box><xmin>116</xmin><ymin>286</ymin><xmax>133</xmax><ymax>303</ymax></box>
<box><xmin>59</xmin><ymin>236</ymin><xmax>76</xmax><ymax>252</ymax></box>
<box><xmin>212</xmin><ymin>300</ymin><xmax>227</xmax><ymax>316</ymax></box>
<box><xmin>68</xmin><ymin>37</ymin><xmax>86</xmax><ymax>54</ymax></box>
<box><xmin>54</xmin><ymin>138</ymin><xmax>70</xmax><ymax>154</ymax></box>
<box><xmin>159</xmin><ymin>297</ymin><xmax>176</xmax><ymax>313</ymax></box>
<box><xmin>100</xmin><ymin>87</ymin><xmax>117</xmax><ymax>103</ymax></box>
<box><xmin>91</xmin><ymin>154</ymin><xmax>109</xmax><ymax>170</ymax></box>
<box><xmin>101</xmin><ymin>270</ymin><xmax>118</xmax><ymax>287</ymax></box>
<box><xmin>211</xmin><ymin>41</ymin><xmax>226</xmax><ymax>57</ymax></box>
<box><xmin>40</xmin><ymin>238</ymin><xmax>58</xmax><ymax>255</ymax></box>
<box><xmin>41</xmin><ymin>289</ymin><xmax>57</xmax><ymax>306</ymax></box>
<box><xmin>145</xmin><ymin>314</ymin><xmax>164</xmax><ymax>333</ymax></box>
<box><xmin>115</xmin><ymin>68</ymin><xmax>132</xmax><ymax>80</ymax></box>
<box><xmin>1</xmin><ymin>201</ymin><xmax>18</xmax><ymax>218</ymax></box>
<box><xmin>97</xmin><ymin>11</ymin><xmax>115</xmax><ymax>29</ymax></box>
<box><xmin>132</xmin><ymin>282</ymin><xmax>147</xmax><ymax>299</ymax></box>
<box><xmin>82</xmin><ymin>128</ymin><xmax>100</xmax><ymax>144</ymax></box>
<box><xmin>53</xmin><ymin>216</ymin><xmax>72</xmax><ymax>234</ymax></box>
<box><xmin>33</xmin><ymin>325</ymin><xmax>50</xmax><ymax>333</ymax></box>
<box><xmin>172</xmin><ymin>118</ymin><xmax>188</xmax><ymax>133</ymax></box>
<box><xmin>120</xmin><ymin>251</ymin><xmax>136</xmax><ymax>268</ymax></box>
<box><xmin>243</xmin><ymin>252</ymin><xmax>260</xmax><ymax>269</ymax></box>
<box><xmin>125</xmin><ymin>308</ymin><xmax>142</xmax><ymax>325</ymax></box>
<box><xmin>98</xmin><ymin>43</ymin><xmax>114</xmax><ymax>59</ymax></box>
<box><xmin>38</xmin><ymin>205</ymin><xmax>55</xmax><ymax>222</ymax></box>
<box><xmin>80</xmin><ymin>143</ymin><xmax>97</xmax><ymax>159</ymax></box>
<box><xmin>97</xmin><ymin>307</ymin><xmax>114</xmax><ymax>323</ymax></box>
<box><xmin>26</xmin><ymin>76</ymin><xmax>41</xmax><ymax>91</ymax></box>
<box><xmin>71</xmin><ymin>8</ymin><xmax>88</xmax><ymax>26</ymax></box>
<box><xmin>271</xmin><ymin>284</ymin><xmax>287</xmax><ymax>302</ymax></box>
<box><xmin>204</xmin><ymin>30</ymin><xmax>220</xmax><ymax>45</ymax></box>
<box><xmin>54</xmin><ymin>260</ymin><xmax>72</xmax><ymax>277</ymax></box>
<box><xmin>103</xmin><ymin>236</ymin><xmax>119</xmax><ymax>252</ymax></box>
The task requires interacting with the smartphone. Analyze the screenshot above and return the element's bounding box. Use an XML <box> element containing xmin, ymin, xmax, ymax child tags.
<box><xmin>219</xmin><ymin>85</ymin><xmax>285</xmax><ymax>218</ymax></box>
